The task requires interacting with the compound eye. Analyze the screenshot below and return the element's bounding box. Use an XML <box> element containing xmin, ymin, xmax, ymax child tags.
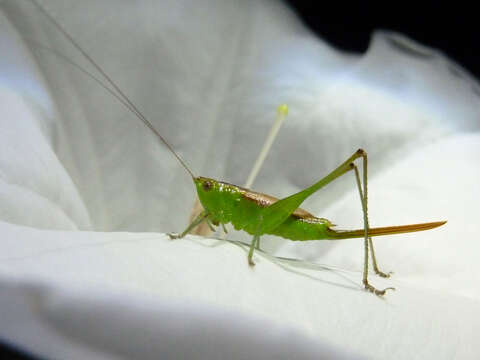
<box><xmin>202</xmin><ymin>180</ymin><xmax>212</xmax><ymax>191</ymax></box>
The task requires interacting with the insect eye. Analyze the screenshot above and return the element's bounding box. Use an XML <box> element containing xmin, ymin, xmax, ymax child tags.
<box><xmin>203</xmin><ymin>181</ymin><xmax>212</xmax><ymax>191</ymax></box>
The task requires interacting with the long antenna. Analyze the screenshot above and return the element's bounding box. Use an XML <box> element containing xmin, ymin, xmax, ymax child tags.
<box><xmin>30</xmin><ymin>0</ymin><xmax>195</xmax><ymax>178</ymax></box>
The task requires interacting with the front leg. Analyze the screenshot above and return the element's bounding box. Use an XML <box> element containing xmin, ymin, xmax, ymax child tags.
<box><xmin>168</xmin><ymin>210</ymin><xmax>209</xmax><ymax>239</ymax></box>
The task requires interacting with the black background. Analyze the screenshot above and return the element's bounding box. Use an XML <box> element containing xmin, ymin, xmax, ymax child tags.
<box><xmin>284</xmin><ymin>1</ymin><xmax>479</xmax><ymax>79</ymax></box>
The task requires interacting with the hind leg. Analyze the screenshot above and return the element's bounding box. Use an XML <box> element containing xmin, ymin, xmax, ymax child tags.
<box><xmin>350</xmin><ymin>153</ymin><xmax>394</xmax><ymax>296</ymax></box>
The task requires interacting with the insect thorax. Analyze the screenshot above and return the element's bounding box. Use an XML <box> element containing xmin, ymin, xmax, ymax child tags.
<box><xmin>194</xmin><ymin>177</ymin><xmax>260</xmax><ymax>228</ymax></box>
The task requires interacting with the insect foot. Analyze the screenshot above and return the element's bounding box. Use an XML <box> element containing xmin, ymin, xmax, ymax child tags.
<box><xmin>363</xmin><ymin>280</ymin><xmax>395</xmax><ymax>296</ymax></box>
<box><xmin>248</xmin><ymin>258</ymin><xmax>256</xmax><ymax>267</ymax></box>
<box><xmin>168</xmin><ymin>233</ymin><xmax>180</xmax><ymax>240</ymax></box>
<box><xmin>375</xmin><ymin>269</ymin><xmax>393</xmax><ymax>278</ymax></box>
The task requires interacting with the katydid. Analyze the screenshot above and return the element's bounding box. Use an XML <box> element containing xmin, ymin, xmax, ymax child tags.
<box><xmin>32</xmin><ymin>0</ymin><xmax>446</xmax><ymax>296</ymax></box>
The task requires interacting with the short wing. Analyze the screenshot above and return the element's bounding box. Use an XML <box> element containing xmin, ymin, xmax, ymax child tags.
<box><xmin>253</xmin><ymin>187</ymin><xmax>316</xmax><ymax>234</ymax></box>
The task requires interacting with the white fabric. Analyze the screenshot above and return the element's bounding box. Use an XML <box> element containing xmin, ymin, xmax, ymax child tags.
<box><xmin>1</xmin><ymin>0</ymin><xmax>479</xmax><ymax>359</ymax></box>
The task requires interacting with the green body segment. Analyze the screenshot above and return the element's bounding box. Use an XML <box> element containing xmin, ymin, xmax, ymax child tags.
<box><xmin>194</xmin><ymin>177</ymin><xmax>332</xmax><ymax>241</ymax></box>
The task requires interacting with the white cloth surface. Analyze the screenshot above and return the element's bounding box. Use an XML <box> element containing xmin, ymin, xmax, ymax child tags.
<box><xmin>1</xmin><ymin>0</ymin><xmax>479</xmax><ymax>359</ymax></box>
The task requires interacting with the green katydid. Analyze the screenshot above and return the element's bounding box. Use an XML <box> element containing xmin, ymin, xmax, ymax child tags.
<box><xmin>33</xmin><ymin>0</ymin><xmax>446</xmax><ymax>296</ymax></box>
